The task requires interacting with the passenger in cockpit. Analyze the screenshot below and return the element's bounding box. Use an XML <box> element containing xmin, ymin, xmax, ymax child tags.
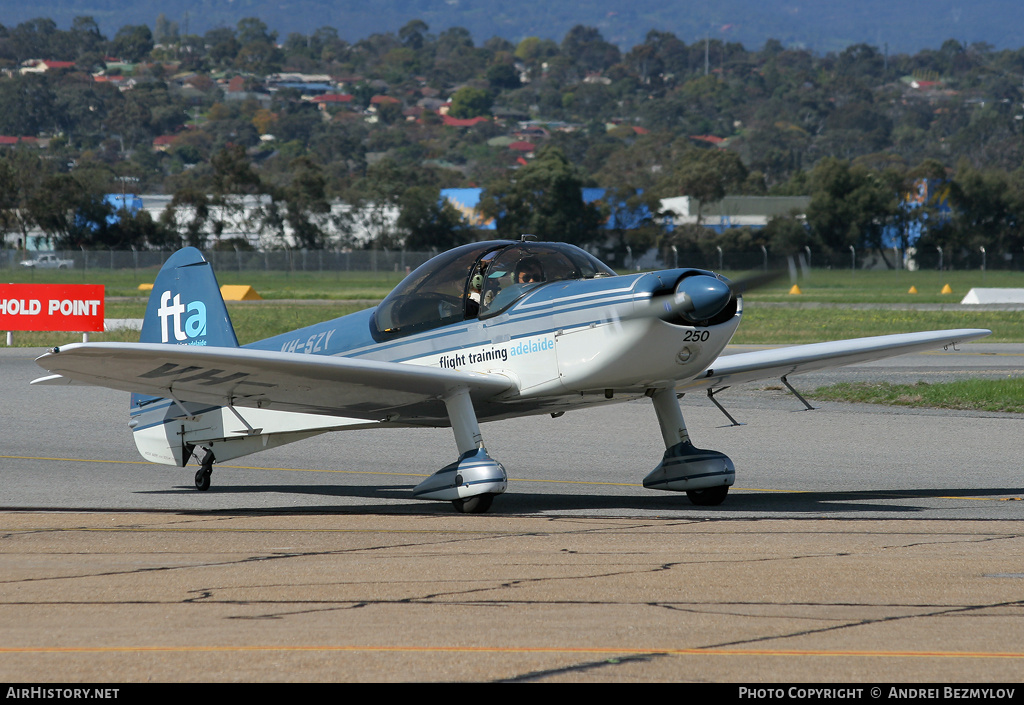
<box><xmin>515</xmin><ymin>258</ymin><xmax>544</xmax><ymax>285</ymax></box>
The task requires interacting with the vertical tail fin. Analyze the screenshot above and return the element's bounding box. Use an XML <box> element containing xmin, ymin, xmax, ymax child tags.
<box><xmin>132</xmin><ymin>248</ymin><xmax>239</xmax><ymax>436</ymax></box>
<box><xmin>140</xmin><ymin>247</ymin><xmax>239</xmax><ymax>348</ymax></box>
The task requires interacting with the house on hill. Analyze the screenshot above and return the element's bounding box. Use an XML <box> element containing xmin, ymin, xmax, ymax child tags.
<box><xmin>19</xmin><ymin>60</ymin><xmax>76</xmax><ymax>75</ymax></box>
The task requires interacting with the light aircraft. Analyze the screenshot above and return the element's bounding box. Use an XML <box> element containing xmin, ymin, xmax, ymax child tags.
<box><xmin>33</xmin><ymin>239</ymin><xmax>989</xmax><ymax>512</ymax></box>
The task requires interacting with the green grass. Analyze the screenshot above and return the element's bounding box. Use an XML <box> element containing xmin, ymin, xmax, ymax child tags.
<box><xmin>731</xmin><ymin>307</ymin><xmax>1021</xmax><ymax>344</ymax></box>
<box><xmin>732</xmin><ymin>268</ymin><xmax>1024</xmax><ymax>304</ymax></box>
<box><xmin>809</xmin><ymin>379</ymin><xmax>1024</xmax><ymax>413</ymax></box>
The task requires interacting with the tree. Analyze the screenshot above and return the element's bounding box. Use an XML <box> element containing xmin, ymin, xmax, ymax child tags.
<box><xmin>0</xmin><ymin>157</ymin><xmax>23</xmax><ymax>245</ymax></box>
<box><xmin>161</xmin><ymin>187</ymin><xmax>211</xmax><ymax>248</ymax></box>
<box><xmin>204</xmin><ymin>27</ymin><xmax>239</xmax><ymax>65</ymax></box>
<box><xmin>805</xmin><ymin>158</ymin><xmax>894</xmax><ymax>264</ymax></box>
<box><xmin>947</xmin><ymin>162</ymin><xmax>1024</xmax><ymax>258</ymax></box>
<box><xmin>233</xmin><ymin>18</ymin><xmax>282</xmax><ymax>74</ymax></box>
<box><xmin>102</xmin><ymin>92</ymin><xmax>153</xmax><ymax>152</ymax></box>
<box><xmin>560</xmin><ymin>25</ymin><xmax>621</xmax><ymax>74</ymax></box>
<box><xmin>762</xmin><ymin>213</ymin><xmax>817</xmax><ymax>256</ymax></box>
<box><xmin>398</xmin><ymin>186</ymin><xmax>470</xmax><ymax>250</ymax></box>
<box><xmin>398</xmin><ymin>19</ymin><xmax>429</xmax><ymax>51</ymax></box>
<box><xmin>660</xmin><ymin>148</ymin><xmax>749</xmax><ymax>223</ymax></box>
<box><xmin>480</xmin><ymin>146</ymin><xmax>601</xmax><ymax>245</ymax></box>
<box><xmin>27</xmin><ymin>172</ymin><xmax>107</xmax><ymax>249</ymax></box>
<box><xmin>69</xmin><ymin>16</ymin><xmax>105</xmax><ymax>57</ymax></box>
<box><xmin>111</xmin><ymin>25</ymin><xmax>153</xmax><ymax>63</ymax></box>
<box><xmin>153</xmin><ymin>14</ymin><xmax>179</xmax><ymax>45</ymax></box>
<box><xmin>486</xmin><ymin>63</ymin><xmax>520</xmax><ymax>90</ymax></box>
<box><xmin>236</xmin><ymin>17</ymin><xmax>277</xmax><ymax>46</ymax></box>
<box><xmin>595</xmin><ymin>184</ymin><xmax>664</xmax><ymax>266</ymax></box>
<box><xmin>0</xmin><ymin>75</ymin><xmax>57</xmax><ymax>136</ymax></box>
<box><xmin>448</xmin><ymin>86</ymin><xmax>492</xmax><ymax>119</ymax></box>
<box><xmin>0</xmin><ymin>150</ymin><xmax>47</xmax><ymax>249</ymax></box>
<box><xmin>273</xmin><ymin>157</ymin><xmax>333</xmax><ymax>249</ymax></box>
<box><xmin>347</xmin><ymin>159</ymin><xmax>409</xmax><ymax>249</ymax></box>
<box><xmin>208</xmin><ymin>144</ymin><xmax>263</xmax><ymax>245</ymax></box>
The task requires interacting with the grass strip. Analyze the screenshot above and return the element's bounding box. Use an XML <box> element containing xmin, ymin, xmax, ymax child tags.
<box><xmin>809</xmin><ymin>379</ymin><xmax>1024</xmax><ymax>413</ymax></box>
<box><xmin>731</xmin><ymin>307</ymin><xmax>1022</xmax><ymax>344</ymax></box>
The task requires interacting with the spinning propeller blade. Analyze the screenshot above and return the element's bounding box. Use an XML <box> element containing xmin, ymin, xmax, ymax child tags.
<box><xmin>725</xmin><ymin>267</ymin><xmax>788</xmax><ymax>296</ymax></box>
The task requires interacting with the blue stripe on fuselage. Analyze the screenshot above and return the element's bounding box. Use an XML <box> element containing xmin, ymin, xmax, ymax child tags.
<box><xmin>241</xmin><ymin>270</ymin><xmax>691</xmax><ymax>365</ymax></box>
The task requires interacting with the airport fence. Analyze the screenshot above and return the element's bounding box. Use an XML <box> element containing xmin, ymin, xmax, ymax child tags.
<box><xmin>1</xmin><ymin>247</ymin><xmax>1018</xmax><ymax>273</ymax></box>
<box><xmin>3</xmin><ymin>248</ymin><xmax>438</xmax><ymax>275</ymax></box>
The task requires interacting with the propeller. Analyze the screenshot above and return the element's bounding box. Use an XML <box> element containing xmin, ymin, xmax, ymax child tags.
<box><xmin>658</xmin><ymin>267</ymin><xmax>788</xmax><ymax>323</ymax></box>
<box><xmin>662</xmin><ymin>275</ymin><xmax>733</xmax><ymax>322</ymax></box>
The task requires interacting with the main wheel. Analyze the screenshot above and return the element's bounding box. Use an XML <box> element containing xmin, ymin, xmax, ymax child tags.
<box><xmin>686</xmin><ymin>485</ymin><xmax>729</xmax><ymax>506</ymax></box>
<box><xmin>452</xmin><ymin>494</ymin><xmax>494</xmax><ymax>514</ymax></box>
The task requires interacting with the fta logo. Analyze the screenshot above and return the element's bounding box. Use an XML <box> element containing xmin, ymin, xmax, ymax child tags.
<box><xmin>156</xmin><ymin>291</ymin><xmax>207</xmax><ymax>344</ymax></box>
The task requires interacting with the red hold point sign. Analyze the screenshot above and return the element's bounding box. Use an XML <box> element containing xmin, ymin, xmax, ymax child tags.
<box><xmin>0</xmin><ymin>284</ymin><xmax>105</xmax><ymax>332</ymax></box>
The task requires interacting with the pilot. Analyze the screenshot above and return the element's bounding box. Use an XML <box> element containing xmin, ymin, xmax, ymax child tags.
<box><xmin>515</xmin><ymin>258</ymin><xmax>544</xmax><ymax>285</ymax></box>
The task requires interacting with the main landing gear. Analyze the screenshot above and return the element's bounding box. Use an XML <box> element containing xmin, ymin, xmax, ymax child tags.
<box><xmin>194</xmin><ymin>449</ymin><xmax>215</xmax><ymax>491</ymax></box>
<box><xmin>412</xmin><ymin>387</ymin><xmax>507</xmax><ymax>514</ymax></box>
<box><xmin>642</xmin><ymin>388</ymin><xmax>734</xmax><ymax>506</ymax></box>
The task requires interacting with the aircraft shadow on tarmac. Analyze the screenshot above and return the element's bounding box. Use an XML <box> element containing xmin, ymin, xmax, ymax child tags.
<box><xmin>137</xmin><ymin>483</ymin><xmax>1022</xmax><ymax>515</ymax></box>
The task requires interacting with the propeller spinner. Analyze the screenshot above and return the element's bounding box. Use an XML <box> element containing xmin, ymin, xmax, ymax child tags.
<box><xmin>658</xmin><ymin>268</ymin><xmax>787</xmax><ymax>324</ymax></box>
<box><xmin>664</xmin><ymin>275</ymin><xmax>734</xmax><ymax>323</ymax></box>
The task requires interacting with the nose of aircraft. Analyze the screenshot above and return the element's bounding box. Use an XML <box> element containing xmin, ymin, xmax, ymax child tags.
<box><xmin>669</xmin><ymin>275</ymin><xmax>733</xmax><ymax>322</ymax></box>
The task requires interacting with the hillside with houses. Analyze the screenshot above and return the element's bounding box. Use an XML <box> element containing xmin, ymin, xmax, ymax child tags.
<box><xmin>1</xmin><ymin>16</ymin><xmax>1024</xmax><ymax>269</ymax></box>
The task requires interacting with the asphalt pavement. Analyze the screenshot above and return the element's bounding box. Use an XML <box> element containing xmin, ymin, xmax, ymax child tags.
<box><xmin>1</xmin><ymin>343</ymin><xmax>1022</xmax><ymax>682</ymax></box>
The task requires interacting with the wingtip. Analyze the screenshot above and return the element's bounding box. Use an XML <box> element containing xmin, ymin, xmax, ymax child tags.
<box><xmin>31</xmin><ymin>374</ymin><xmax>72</xmax><ymax>386</ymax></box>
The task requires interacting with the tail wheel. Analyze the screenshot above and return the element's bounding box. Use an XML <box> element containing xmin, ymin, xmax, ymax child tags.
<box><xmin>194</xmin><ymin>450</ymin><xmax>214</xmax><ymax>491</ymax></box>
<box><xmin>194</xmin><ymin>467</ymin><xmax>211</xmax><ymax>491</ymax></box>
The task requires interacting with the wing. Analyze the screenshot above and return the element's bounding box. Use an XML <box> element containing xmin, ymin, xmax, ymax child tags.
<box><xmin>34</xmin><ymin>342</ymin><xmax>513</xmax><ymax>422</ymax></box>
<box><xmin>679</xmin><ymin>328</ymin><xmax>991</xmax><ymax>392</ymax></box>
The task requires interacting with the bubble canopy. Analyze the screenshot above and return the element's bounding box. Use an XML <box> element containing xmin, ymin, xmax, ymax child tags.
<box><xmin>371</xmin><ymin>240</ymin><xmax>616</xmax><ymax>340</ymax></box>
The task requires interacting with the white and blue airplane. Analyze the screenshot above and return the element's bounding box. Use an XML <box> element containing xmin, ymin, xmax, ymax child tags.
<box><xmin>33</xmin><ymin>240</ymin><xmax>990</xmax><ymax>512</ymax></box>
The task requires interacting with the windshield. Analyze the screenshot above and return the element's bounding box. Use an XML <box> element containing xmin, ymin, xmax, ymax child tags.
<box><xmin>477</xmin><ymin>242</ymin><xmax>614</xmax><ymax>317</ymax></box>
<box><xmin>371</xmin><ymin>240</ymin><xmax>615</xmax><ymax>340</ymax></box>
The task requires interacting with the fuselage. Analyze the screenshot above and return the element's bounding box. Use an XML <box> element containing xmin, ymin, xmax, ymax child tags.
<box><xmin>117</xmin><ymin>242</ymin><xmax>742</xmax><ymax>466</ymax></box>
